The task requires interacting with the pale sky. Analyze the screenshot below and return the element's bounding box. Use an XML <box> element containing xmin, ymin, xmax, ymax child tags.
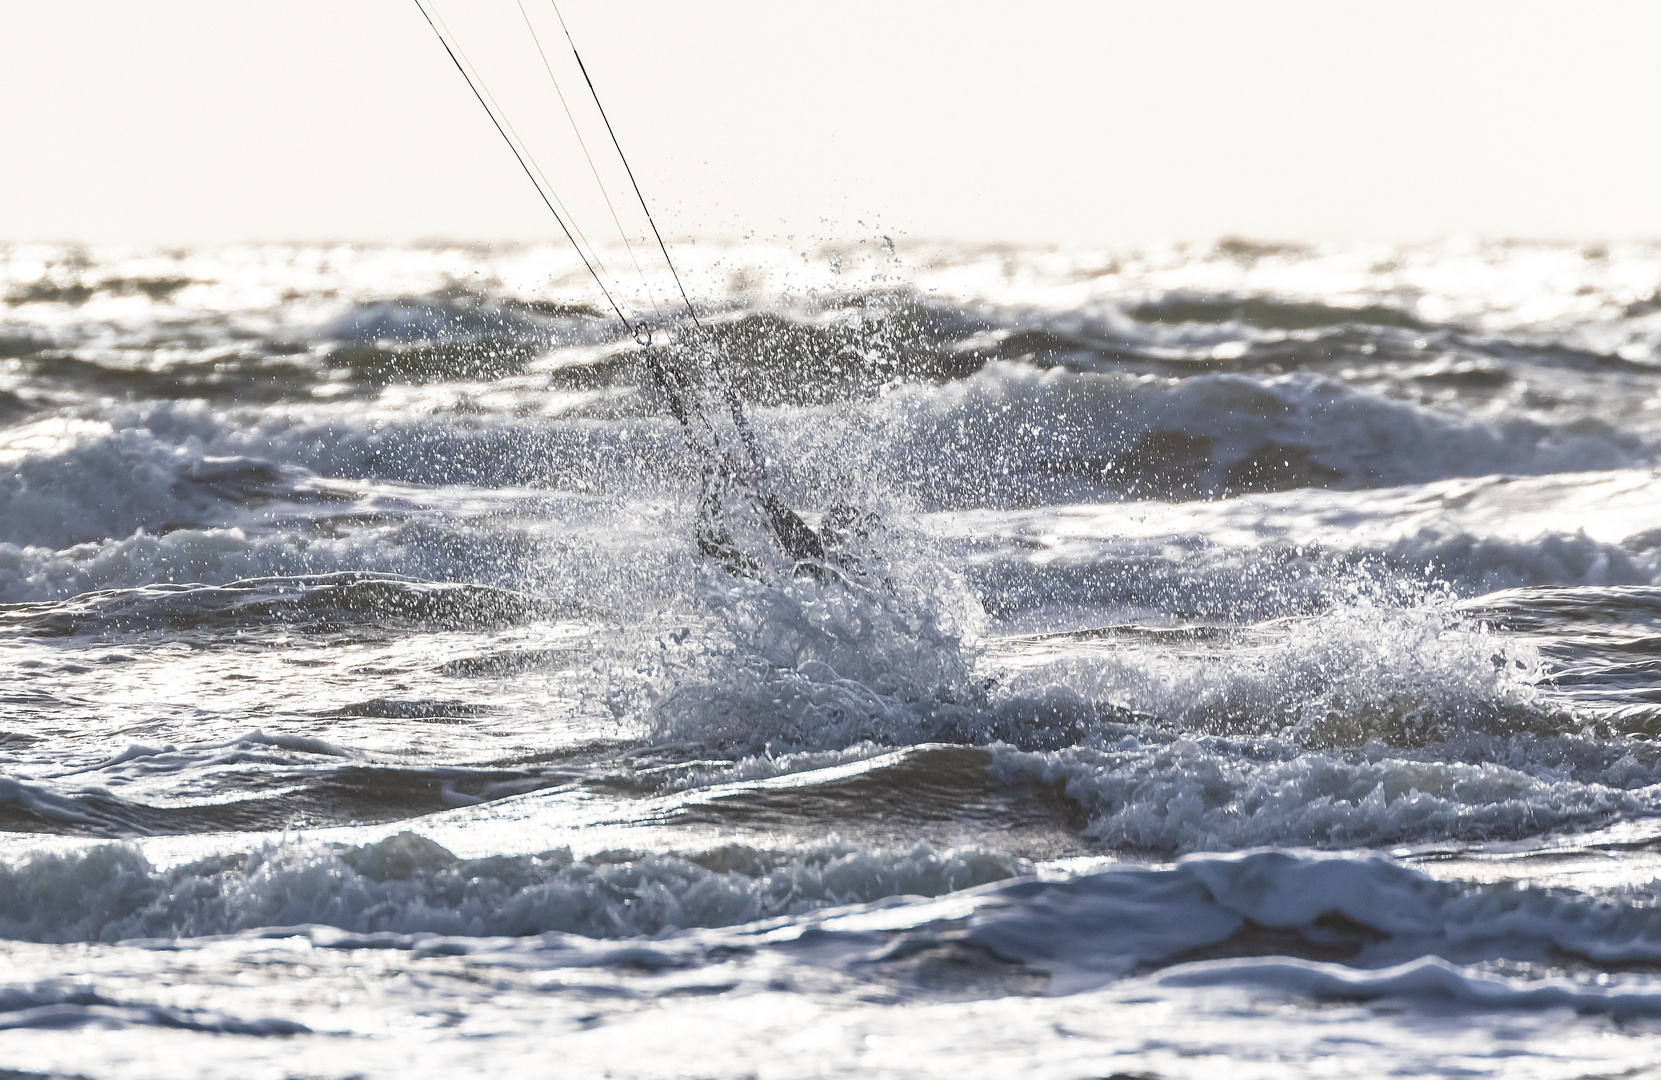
<box><xmin>3</xmin><ymin>1</ymin><xmax>1658</xmax><ymax>247</ymax></box>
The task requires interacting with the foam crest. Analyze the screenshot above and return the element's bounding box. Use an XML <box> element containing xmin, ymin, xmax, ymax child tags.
<box><xmin>0</xmin><ymin>834</ymin><xmax>1023</xmax><ymax>944</ymax></box>
<box><xmin>1003</xmin><ymin>597</ymin><xmax>1548</xmax><ymax>744</ymax></box>
<box><xmin>638</xmin><ymin>532</ymin><xmax>987</xmax><ymax>754</ymax></box>
<box><xmin>990</xmin><ymin>736</ymin><xmax>1661</xmax><ymax>851</ymax></box>
<box><xmin>851</xmin><ymin>360</ymin><xmax>1657</xmax><ymax>511</ymax></box>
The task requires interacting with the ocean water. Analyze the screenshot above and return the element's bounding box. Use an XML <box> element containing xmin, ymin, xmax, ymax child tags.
<box><xmin>4</xmin><ymin>237</ymin><xmax>1661</xmax><ymax>1078</ymax></box>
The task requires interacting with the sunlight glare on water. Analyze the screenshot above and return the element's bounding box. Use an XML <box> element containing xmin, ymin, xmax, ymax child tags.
<box><xmin>4</xmin><ymin>237</ymin><xmax>1661</xmax><ymax>1077</ymax></box>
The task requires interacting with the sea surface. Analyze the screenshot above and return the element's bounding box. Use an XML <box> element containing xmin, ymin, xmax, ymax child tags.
<box><xmin>4</xmin><ymin>237</ymin><xmax>1661</xmax><ymax>1078</ymax></box>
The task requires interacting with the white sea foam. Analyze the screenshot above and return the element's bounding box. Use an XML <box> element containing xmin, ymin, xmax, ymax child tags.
<box><xmin>9</xmin><ymin>239</ymin><xmax>1661</xmax><ymax>1076</ymax></box>
<box><xmin>635</xmin><ymin>527</ymin><xmax>987</xmax><ymax>754</ymax></box>
<box><xmin>0</xmin><ymin>833</ymin><xmax>1022</xmax><ymax>944</ymax></box>
<box><xmin>8</xmin><ymin>836</ymin><xmax>1661</xmax><ymax>1016</ymax></box>
<box><xmin>989</xmin><ymin>738</ymin><xmax>1661</xmax><ymax>852</ymax></box>
<box><xmin>849</xmin><ymin>360</ymin><xmax>1657</xmax><ymax>509</ymax></box>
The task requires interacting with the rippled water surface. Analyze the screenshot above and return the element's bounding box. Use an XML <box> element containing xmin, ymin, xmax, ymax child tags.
<box><xmin>5</xmin><ymin>238</ymin><xmax>1661</xmax><ymax>1078</ymax></box>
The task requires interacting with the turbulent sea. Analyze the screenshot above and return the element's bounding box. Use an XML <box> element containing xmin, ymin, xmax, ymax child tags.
<box><xmin>5</xmin><ymin>237</ymin><xmax>1661</xmax><ymax>1078</ymax></box>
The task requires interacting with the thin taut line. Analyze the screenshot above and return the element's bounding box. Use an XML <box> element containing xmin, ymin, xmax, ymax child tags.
<box><xmin>544</xmin><ymin>0</ymin><xmax>772</xmax><ymax>475</ymax></box>
<box><xmin>411</xmin><ymin>0</ymin><xmax>634</xmax><ymax>334</ymax></box>
<box><xmin>431</xmin><ymin>2</ymin><xmax>624</xmax><ymax>308</ymax></box>
<box><xmin>518</xmin><ymin>0</ymin><xmax>663</xmax><ymax>326</ymax></box>
<box><xmin>549</xmin><ymin>0</ymin><xmax>702</xmax><ymax>330</ymax></box>
<box><xmin>426</xmin><ymin>0</ymin><xmax>629</xmax><ymax>316</ymax></box>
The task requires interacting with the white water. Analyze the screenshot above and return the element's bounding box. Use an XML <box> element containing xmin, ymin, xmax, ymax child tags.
<box><xmin>4</xmin><ymin>237</ymin><xmax>1661</xmax><ymax>1077</ymax></box>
